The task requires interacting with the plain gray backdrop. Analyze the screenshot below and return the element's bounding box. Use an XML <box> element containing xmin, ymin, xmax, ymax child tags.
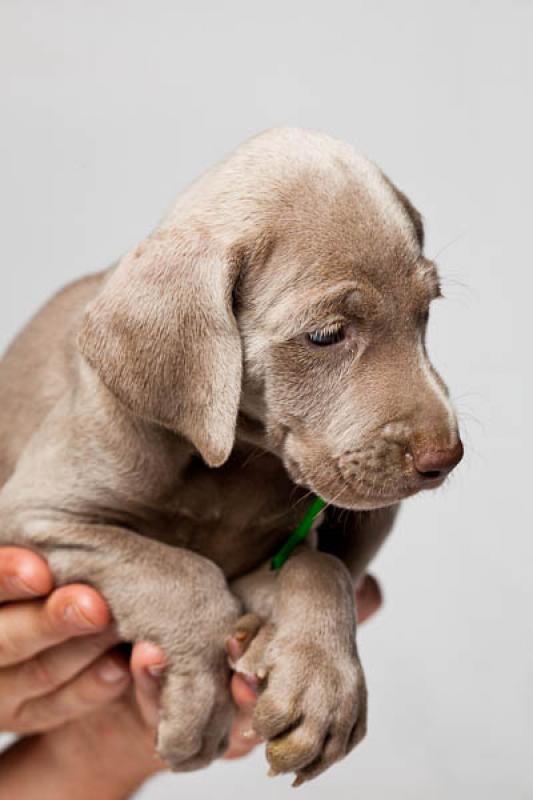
<box><xmin>1</xmin><ymin>1</ymin><xmax>531</xmax><ymax>798</ymax></box>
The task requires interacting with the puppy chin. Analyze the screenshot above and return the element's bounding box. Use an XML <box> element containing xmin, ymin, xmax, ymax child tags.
<box><xmin>317</xmin><ymin>475</ymin><xmax>443</xmax><ymax>510</ymax></box>
<box><xmin>282</xmin><ymin>455</ymin><xmax>394</xmax><ymax>510</ymax></box>
<box><xmin>283</xmin><ymin>453</ymin><xmax>424</xmax><ymax>512</ymax></box>
<box><xmin>317</xmin><ymin>485</ymin><xmax>403</xmax><ymax>511</ymax></box>
<box><xmin>281</xmin><ymin>433</ymin><xmax>417</xmax><ymax>510</ymax></box>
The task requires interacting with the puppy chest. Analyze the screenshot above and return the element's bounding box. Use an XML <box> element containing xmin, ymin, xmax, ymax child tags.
<box><xmin>149</xmin><ymin>450</ymin><xmax>311</xmax><ymax>578</ymax></box>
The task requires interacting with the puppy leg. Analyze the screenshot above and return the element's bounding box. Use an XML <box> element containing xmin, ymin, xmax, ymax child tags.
<box><xmin>0</xmin><ymin>513</ymin><xmax>241</xmax><ymax>771</ymax></box>
<box><xmin>228</xmin><ymin>548</ymin><xmax>366</xmax><ymax>784</ymax></box>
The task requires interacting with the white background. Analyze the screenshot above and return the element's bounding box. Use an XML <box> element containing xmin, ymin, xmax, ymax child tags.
<box><xmin>1</xmin><ymin>2</ymin><xmax>531</xmax><ymax>798</ymax></box>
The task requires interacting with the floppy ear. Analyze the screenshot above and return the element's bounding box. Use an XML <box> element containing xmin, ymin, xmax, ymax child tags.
<box><xmin>78</xmin><ymin>226</ymin><xmax>243</xmax><ymax>467</ymax></box>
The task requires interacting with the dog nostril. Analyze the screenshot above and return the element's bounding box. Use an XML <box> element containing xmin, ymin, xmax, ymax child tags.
<box><xmin>410</xmin><ymin>439</ymin><xmax>464</xmax><ymax>480</ymax></box>
<box><xmin>420</xmin><ymin>468</ymin><xmax>443</xmax><ymax>480</ymax></box>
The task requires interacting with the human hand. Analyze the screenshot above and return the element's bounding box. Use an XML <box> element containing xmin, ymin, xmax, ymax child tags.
<box><xmin>0</xmin><ymin>547</ymin><xmax>163</xmax><ymax>798</ymax></box>
<box><xmin>0</xmin><ymin>547</ymin><xmax>131</xmax><ymax>734</ymax></box>
<box><xmin>0</xmin><ymin>545</ymin><xmax>277</xmax><ymax>751</ymax></box>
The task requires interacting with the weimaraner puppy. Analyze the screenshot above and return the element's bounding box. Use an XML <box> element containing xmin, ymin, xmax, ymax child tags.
<box><xmin>0</xmin><ymin>128</ymin><xmax>463</xmax><ymax>784</ymax></box>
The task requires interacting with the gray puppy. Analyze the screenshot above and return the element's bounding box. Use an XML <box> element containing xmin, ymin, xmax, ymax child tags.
<box><xmin>0</xmin><ymin>128</ymin><xmax>462</xmax><ymax>784</ymax></box>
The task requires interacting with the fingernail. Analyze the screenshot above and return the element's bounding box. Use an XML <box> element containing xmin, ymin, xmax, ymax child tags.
<box><xmin>241</xmin><ymin>728</ymin><xmax>256</xmax><ymax>740</ymax></box>
<box><xmin>146</xmin><ymin>663</ymin><xmax>165</xmax><ymax>679</ymax></box>
<box><xmin>63</xmin><ymin>602</ymin><xmax>98</xmax><ymax>630</ymax></box>
<box><xmin>240</xmin><ymin>673</ymin><xmax>260</xmax><ymax>690</ymax></box>
<box><xmin>98</xmin><ymin>658</ymin><xmax>129</xmax><ymax>683</ymax></box>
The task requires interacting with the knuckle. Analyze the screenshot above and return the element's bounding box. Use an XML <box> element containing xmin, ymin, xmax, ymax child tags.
<box><xmin>0</xmin><ymin>627</ymin><xmax>19</xmax><ymax>664</ymax></box>
<box><xmin>13</xmin><ymin>697</ymin><xmax>56</xmax><ymax>732</ymax></box>
<box><xmin>43</xmin><ymin>598</ymin><xmax>71</xmax><ymax>636</ymax></box>
<box><xmin>11</xmin><ymin>703</ymin><xmax>33</xmax><ymax>731</ymax></box>
<box><xmin>21</xmin><ymin>654</ymin><xmax>56</xmax><ymax>692</ymax></box>
<box><xmin>73</xmin><ymin>674</ymin><xmax>112</xmax><ymax>708</ymax></box>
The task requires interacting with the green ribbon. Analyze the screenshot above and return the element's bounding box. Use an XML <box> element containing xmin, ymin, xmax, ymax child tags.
<box><xmin>270</xmin><ymin>495</ymin><xmax>327</xmax><ymax>571</ymax></box>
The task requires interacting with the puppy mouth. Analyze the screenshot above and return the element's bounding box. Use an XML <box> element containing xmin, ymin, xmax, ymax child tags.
<box><xmin>283</xmin><ymin>452</ymin><xmax>445</xmax><ymax>509</ymax></box>
<box><xmin>416</xmin><ymin>473</ymin><xmax>446</xmax><ymax>491</ymax></box>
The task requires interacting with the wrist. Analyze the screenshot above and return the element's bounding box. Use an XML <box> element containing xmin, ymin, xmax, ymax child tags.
<box><xmin>0</xmin><ymin>701</ymin><xmax>163</xmax><ymax>800</ymax></box>
<box><xmin>0</xmin><ymin>734</ymin><xmax>145</xmax><ymax>800</ymax></box>
<box><xmin>44</xmin><ymin>702</ymin><xmax>162</xmax><ymax>799</ymax></box>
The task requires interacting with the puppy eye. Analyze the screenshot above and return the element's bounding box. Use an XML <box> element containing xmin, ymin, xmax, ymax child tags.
<box><xmin>307</xmin><ymin>323</ymin><xmax>345</xmax><ymax>346</ymax></box>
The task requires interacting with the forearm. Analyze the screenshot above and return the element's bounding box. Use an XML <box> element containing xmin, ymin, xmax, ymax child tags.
<box><xmin>0</xmin><ymin>736</ymin><xmax>105</xmax><ymax>800</ymax></box>
<box><xmin>232</xmin><ymin>546</ymin><xmax>356</xmax><ymax>645</ymax></box>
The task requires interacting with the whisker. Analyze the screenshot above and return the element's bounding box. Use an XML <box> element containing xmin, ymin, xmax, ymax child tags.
<box><xmin>289</xmin><ymin>487</ymin><xmax>315</xmax><ymax>512</ymax></box>
<box><xmin>431</xmin><ymin>230</ymin><xmax>468</xmax><ymax>261</ymax></box>
<box><xmin>437</xmin><ymin>274</ymin><xmax>476</xmax><ymax>305</ymax></box>
<box><xmin>239</xmin><ymin>448</ymin><xmax>269</xmax><ymax>469</ymax></box>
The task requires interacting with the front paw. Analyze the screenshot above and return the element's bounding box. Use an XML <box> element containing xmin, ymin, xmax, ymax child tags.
<box><xmin>151</xmin><ymin>566</ymin><xmax>242</xmax><ymax>771</ymax></box>
<box><xmin>156</xmin><ymin>659</ymin><xmax>234</xmax><ymax>771</ymax></box>
<box><xmin>228</xmin><ymin>615</ymin><xmax>367</xmax><ymax>784</ymax></box>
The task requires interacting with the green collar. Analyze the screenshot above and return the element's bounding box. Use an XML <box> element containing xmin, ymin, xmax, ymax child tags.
<box><xmin>270</xmin><ymin>495</ymin><xmax>326</xmax><ymax>571</ymax></box>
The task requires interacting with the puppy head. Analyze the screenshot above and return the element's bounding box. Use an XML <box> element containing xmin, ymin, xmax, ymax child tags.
<box><xmin>236</xmin><ymin>129</ymin><xmax>463</xmax><ymax>509</ymax></box>
<box><xmin>79</xmin><ymin>128</ymin><xmax>462</xmax><ymax>508</ymax></box>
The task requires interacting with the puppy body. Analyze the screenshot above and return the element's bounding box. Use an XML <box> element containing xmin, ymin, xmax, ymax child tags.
<box><xmin>0</xmin><ymin>128</ymin><xmax>461</xmax><ymax>782</ymax></box>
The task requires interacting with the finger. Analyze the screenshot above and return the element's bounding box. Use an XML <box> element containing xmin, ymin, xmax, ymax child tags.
<box><xmin>224</xmin><ymin>709</ymin><xmax>262</xmax><ymax>760</ymax></box>
<box><xmin>0</xmin><ymin>584</ymin><xmax>111</xmax><ymax>667</ymax></box>
<box><xmin>230</xmin><ymin>672</ymin><xmax>259</xmax><ymax>712</ymax></box>
<box><xmin>0</xmin><ymin>548</ymin><xmax>53</xmax><ymax>602</ymax></box>
<box><xmin>355</xmin><ymin>574</ymin><xmax>382</xmax><ymax>624</ymax></box>
<box><xmin>0</xmin><ymin>626</ymin><xmax>120</xmax><ymax>711</ymax></box>
<box><xmin>13</xmin><ymin>650</ymin><xmax>130</xmax><ymax>733</ymax></box>
<box><xmin>130</xmin><ymin>641</ymin><xmax>166</xmax><ymax>728</ymax></box>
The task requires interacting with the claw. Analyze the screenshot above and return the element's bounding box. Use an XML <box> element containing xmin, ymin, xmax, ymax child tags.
<box><xmin>226</xmin><ymin>635</ymin><xmax>245</xmax><ymax>664</ymax></box>
<box><xmin>226</xmin><ymin>613</ymin><xmax>263</xmax><ymax>667</ymax></box>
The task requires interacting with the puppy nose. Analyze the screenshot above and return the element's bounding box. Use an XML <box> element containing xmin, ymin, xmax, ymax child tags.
<box><xmin>411</xmin><ymin>439</ymin><xmax>464</xmax><ymax>480</ymax></box>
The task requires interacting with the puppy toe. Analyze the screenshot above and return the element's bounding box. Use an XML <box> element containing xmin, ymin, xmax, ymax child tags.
<box><xmin>226</xmin><ymin>612</ymin><xmax>263</xmax><ymax>664</ymax></box>
<box><xmin>292</xmin><ymin>728</ymin><xmax>348</xmax><ymax>785</ymax></box>
<box><xmin>230</xmin><ymin>621</ymin><xmax>274</xmax><ymax>681</ymax></box>
<box><xmin>266</xmin><ymin>722</ymin><xmax>327</xmax><ymax>775</ymax></box>
<box><xmin>253</xmin><ymin>690</ymin><xmax>302</xmax><ymax>741</ymax></box>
